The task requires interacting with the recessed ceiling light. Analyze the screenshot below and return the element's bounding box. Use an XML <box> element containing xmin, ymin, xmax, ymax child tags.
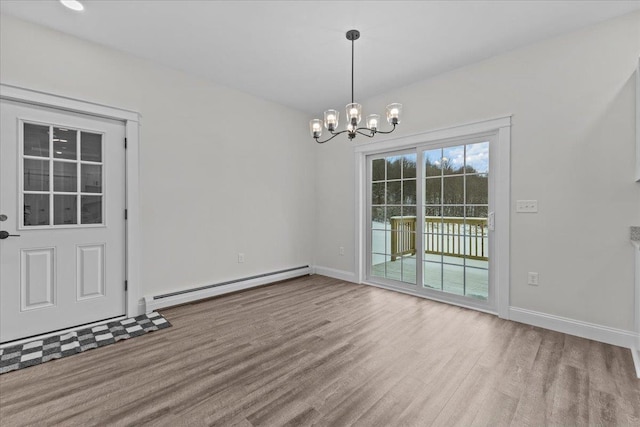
<box><xmin>60</xmin><ymin>0</ymin><xmax>84</xmax><ymax>12</ymax></box>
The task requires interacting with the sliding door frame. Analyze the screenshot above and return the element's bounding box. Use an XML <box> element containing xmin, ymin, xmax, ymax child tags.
<box><xmin>355</xmin><ymin>116</ymin><xmax>511</xmax><ymax>318</ymax></box>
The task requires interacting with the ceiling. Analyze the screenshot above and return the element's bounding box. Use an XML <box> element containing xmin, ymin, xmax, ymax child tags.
<box><xmin>2</xmin><ymin>1</ymin><xmax>639</xmax><ymax>115</ymax></box>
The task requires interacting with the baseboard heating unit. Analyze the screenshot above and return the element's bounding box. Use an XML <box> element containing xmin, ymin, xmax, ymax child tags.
<box><xmin>144</xmin><ymin>266</ymin><xmax>312</xmax><ymax>312</ymax></box>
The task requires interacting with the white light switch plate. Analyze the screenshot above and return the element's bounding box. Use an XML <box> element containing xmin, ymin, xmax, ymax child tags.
<box><xmin>516</xmin><ymin>200</ymin><xmax>538</xmax><ymax>213</ymax></box>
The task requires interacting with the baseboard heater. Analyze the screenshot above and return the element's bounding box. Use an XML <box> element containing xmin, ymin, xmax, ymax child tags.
<box><xmin>144</xmin><ymin>265</ymin><xmax>312</xmax><ymax>313</ymax></box>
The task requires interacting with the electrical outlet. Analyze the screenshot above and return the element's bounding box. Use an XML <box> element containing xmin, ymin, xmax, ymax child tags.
<box><xmin>527</xmin><ymin>272</ymin><xmax>539</xmax><ymax>286</ymax></box>
<box><xmin>516</xmin><ymin>200</ymin><xmax>538</xmax><ymax>213</ymax></box>
<box><xmin>339</xmin><ymin>246</ymin><xmax>345</xmax><ymax>256</ymax></box>
<box><xmin>238</xmin><ymin>253</ymin><xmax>245</xmax><ymax>263</ymax></box>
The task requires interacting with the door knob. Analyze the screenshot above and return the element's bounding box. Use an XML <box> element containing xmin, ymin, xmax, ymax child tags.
<box><xmin>0</xmin><ymin>231</ymin><xmax>20</xmax><ymax>239</ymax></box>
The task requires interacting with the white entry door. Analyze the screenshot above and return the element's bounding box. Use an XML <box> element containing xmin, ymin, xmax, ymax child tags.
<box><xmin>0</xmin><ymin>99</ymin><xmax>126</xmax><ymax>343</ymax></box>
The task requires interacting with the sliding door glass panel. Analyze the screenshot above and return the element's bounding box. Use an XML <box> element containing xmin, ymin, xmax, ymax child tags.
<box><xmin>423</xmin><ymin>141</ymin><xmax>489</xmax><ymax>300</ymax></box>
<box><xmin>370</xmin><ymin>153</ymin><xmax>417</xmax><ymax>285</ymax></box>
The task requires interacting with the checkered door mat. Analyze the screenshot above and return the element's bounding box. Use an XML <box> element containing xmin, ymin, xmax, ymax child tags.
<box><xmin>0</xmin><ymin>312</ymin><xmax>171</xmax><ymax>374</ymax></box>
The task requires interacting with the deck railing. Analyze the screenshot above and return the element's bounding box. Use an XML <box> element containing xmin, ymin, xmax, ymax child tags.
<box><xmin>389</xmin><ymin>216</ymin><xmax>488</xmax><ymax>261</ymax></box>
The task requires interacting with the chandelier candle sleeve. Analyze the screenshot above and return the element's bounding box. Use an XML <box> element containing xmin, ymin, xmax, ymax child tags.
<box><xmin>324</xmin><ymin>110</ymin><xmax>339</xmax><ymax>131</ymax></box>
<box><xmin>310</xmin><ymin>119</ymin><xmax>322</xmax><ymax>138</ymax></box>
<box><xmin>366</xmin><ymin>114</ymin><xmax>380</xmax><ymax>131</ymax></box>
<box><xmin>386</xmin><ymin>103</ymin><xmax>402</xmax><ymax>125</ymax></box>
<box><xmin>346</xmin><ymin>103</ymin><xmax>362</xmax><ymax>126</ymax></box>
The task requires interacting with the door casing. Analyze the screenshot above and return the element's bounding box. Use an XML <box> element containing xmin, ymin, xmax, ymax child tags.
<box><xmin>354</xmin><ymin>116</ymin><xmax>511</xmax><ymax>319</ymax></box>
<box><xmin>0</xmin><ymin>83</ymin><xmax>143</xmax><ymax>323</ymax></box>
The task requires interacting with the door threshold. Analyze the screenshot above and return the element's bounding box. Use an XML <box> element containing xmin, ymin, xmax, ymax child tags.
<box><xmin>362</xmin><ymin>280</ymin><xmax>497</xmax><ymax>316</ymax></box>
<box><xmin>0</xmin><ymin>315</ymin><xmax>126</xmax><ymax>349</ymax></box>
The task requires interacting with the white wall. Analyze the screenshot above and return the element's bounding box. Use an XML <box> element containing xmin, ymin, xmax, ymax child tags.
<box><xmin>0</xmin><ymin>14</ymin><xmax>316</xmax><ymax>299</ymax></box>
<box><xmin>1</xmin><ymin>11</ymin><xmax>639</xmax><ymax>333</ymax></box>
<box><xmin>315</xmin><ymin>11</ymin><xmax>640</xmax><ymax>331</ymax></box>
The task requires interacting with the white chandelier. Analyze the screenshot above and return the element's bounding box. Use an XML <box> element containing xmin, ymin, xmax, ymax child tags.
<box><xmin>310</xmin><ymin>29</ymin><xmax>402</xmax><ymax>143</ymax></box>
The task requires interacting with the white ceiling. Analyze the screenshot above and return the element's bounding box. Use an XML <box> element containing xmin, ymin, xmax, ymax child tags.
<box><xmin>2</xmin><ymin>1</ymin><xmax>639</xmax><ymax>115</ymax></box>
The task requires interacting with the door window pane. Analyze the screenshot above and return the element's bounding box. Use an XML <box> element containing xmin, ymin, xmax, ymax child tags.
<box><xmin>24</xmin><ymin>123</ymin><xmax>49</xmax><ymax>157</ymax></box>
<box><xmin>54</xmin><ymin>195</ymin><xmax>77</xmax><ymax>225</ymax></box>
<box><xmin>372</xmin><ymin>182</ymin><xmax>385</xmax><ymax>205</ymax></box>
<box><xmin>402</xmin><ymin>205</ymin><xmax>416</xmax><ymax>218</ymax></box>
<box><xmin>81</xmin><ymin>196</ymin><xmax>102</xmax><ymax>224</ymax></box>
<box><xmin>24</xmin><ymin>159</ymin><xmax>50</xmax><ymax>191</ymax></box>
<box><xmin>371</xmin><ymin>254</ymin><xmax>391</xmax><ymax>278</ymax></box>
<box><xmin>466</xmin><ymin>174</ymin><xmax>488</xmax><ymax>204</ymax></box>
<box><xmin>465</xmin><ymin>267</ymin><xmax>488</xmax><ymax>300</ymax></box>
<box><xmin>24</xmin><ymin>194</ymin><xmax>50</xmax><ymax>226</ymax></box>
<box><xmin>466</xmin><ymin>205</ymin><xmax>488</xmax><ymax>218</ymax></box>
<box><xmin>372</xmin><ymin>158</ymin><xmax>385</xmax><ymax>181</ymax></box>
<box><xmin>81</xmin><ymin>164</ymin><xmax>102</xmax><ymax>193</ymax></box>
<box><xmin>401</xmin><ymin>243</ymin><xmax>417</xmax><ymax>284</ymax></box>
<box><xmin>442</xmin><ymin>145</ymin><xmax>464</xmax><ymax>175</ymax></box>
<box><xmin>424</xmin><ymin>149</ymin><xmax>442</xmax><ymax>177</ymax></box>
<box><xmin>386</xmin><ymin>181</ymin><xmax>401</xmax><ymax>204</ymax></box>
<box><xmin>443</xmin><ymin>265</ymin><xmax>465</xmax><ymax>295</ymax></box>
<box><xmin>372</xmin><ymin>230</ymin><xmax>388</xmax><ymax>254</ymax></box>
<box><xmin>403</xmin><ymin>180</ymin><xmax>416</xmax><ymax>204</ymax></box>
<box><xmin>54</xmin><ymin>161</ymin><xmax>77</xmax><ymax>192</ymax></box>
<box><xmin>424</xmin><ymin>261</ymin><xmax>442</xmax><ymax>290</ymax></box>
<box><xmin>53</xmin><ymin>128</ymin><xmax>77</xmax><ymax>160</ymax></box>
<box><xmin>442</xmin><ymin>176</ymin><xmax>464</xmax><ymax>204</ymax></box>
<box><xmin>402</xmin><ymin>154</ymin><xmax>416</xmax><ymax>178</ymax></box>
<box><xmin>81</xmin><ymin>132</ymin><xmax>102</xmax><ymax>162</ymax></box>
<box><xmin>425</xmin><ymin>178</ymin><xmax>441</xmax><ymax>204</ymax></box>
<box><xmin>386</xmin><ymin>156</ymin><xmax>402</xmax><ymax>180</ymax></box>
<box><xmin>465</xmin><ymin>141</ymin><xmax>489</xmax><ymax>174</ymax></box>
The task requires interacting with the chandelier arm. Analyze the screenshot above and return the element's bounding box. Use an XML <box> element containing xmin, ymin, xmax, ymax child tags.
<box><xmin>353</xmin><ymin>123</ymin><xmax>396</xmax><ymax>136</ymax></box>
<box><xmin>355</xmin><ymin>129</ymin><xmax>375</xmax><ymax>138</ymax></box>
<box><xmin>315</xmin><ymin>130</ymin><xmax>348</xmax><ymax>144</ymax></box>
<box><xmin>369</xmin><ymin>123</ymin><xmax>397</xmax><ymax>135</ymax></box>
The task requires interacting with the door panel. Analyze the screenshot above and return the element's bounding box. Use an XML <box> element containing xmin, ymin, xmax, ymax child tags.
<box><xmin>1</xmin><ymin>99</ymin><xmax>126</xmax><ymax>343</ymax></box>
<box><xmin>21</xmin><ymin>248</ymin><xmax>55</xmax><ymax>310</ymax></box>
<box><xmin>76</xmin><ymin>244</ymin><xmax>105</xmax><ymax>300</ymax></box>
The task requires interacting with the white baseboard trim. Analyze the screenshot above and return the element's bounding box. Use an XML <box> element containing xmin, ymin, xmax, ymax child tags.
<box><xmin>509</xmin><ymin>307</ymin><xmax>637</xmax><ymax>349</ymax></box>
<box><xmin>312</xmin><ymin>266</ymin><xmax>358</xmax><ymax>283</ymax></box>
<box><xmin>631</xmin><ymin>348</ymin><xmax>640</xmax><ymax>378</ymax></box>
<box><xmin>144</xmin><ymin>267</ymin><xmax>312</xmax><ymax>313</ymax></box>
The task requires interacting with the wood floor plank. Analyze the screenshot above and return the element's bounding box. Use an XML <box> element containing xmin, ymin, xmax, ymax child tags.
<box><xmin>1</xmin><ymin>275</ymin><xmax>638</xmax><ymax>426</ymax></box>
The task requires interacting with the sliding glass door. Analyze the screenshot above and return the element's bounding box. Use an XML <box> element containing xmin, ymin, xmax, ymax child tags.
<box><xmin>366</xmin><ymin>137</ymin><xmax>493</xmax><ymax>309</ymax></box>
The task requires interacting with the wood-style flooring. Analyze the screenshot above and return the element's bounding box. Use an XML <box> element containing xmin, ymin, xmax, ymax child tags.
<box><xmin>1</xmin><ymin>275</ymin><xmax>639</xmax><ymax>426</ymax></box>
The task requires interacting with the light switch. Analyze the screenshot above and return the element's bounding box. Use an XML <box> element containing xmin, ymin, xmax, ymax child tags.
<box><xmin>516</xmin><ymin>200</ymin><xmax>538</xmax><ymax>213</ymax></box>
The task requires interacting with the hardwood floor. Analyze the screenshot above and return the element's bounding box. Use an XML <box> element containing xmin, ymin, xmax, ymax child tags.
<box><xmin>1</xmin><ymin>275</ymin><xmax>638</xmax><ymax>426</ymax></box>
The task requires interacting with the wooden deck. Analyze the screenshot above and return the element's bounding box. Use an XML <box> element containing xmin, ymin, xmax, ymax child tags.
<box><xmin>1</xmin><ymin>275</ymin><xmax>638</xmax><ymax>425</ymax></box>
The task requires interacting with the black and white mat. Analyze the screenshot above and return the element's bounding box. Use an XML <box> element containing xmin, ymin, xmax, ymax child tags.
<box><xmin>0</xmin><ymin>312</ymin><xmax>171</xmax><ymax>375</ymax></box>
